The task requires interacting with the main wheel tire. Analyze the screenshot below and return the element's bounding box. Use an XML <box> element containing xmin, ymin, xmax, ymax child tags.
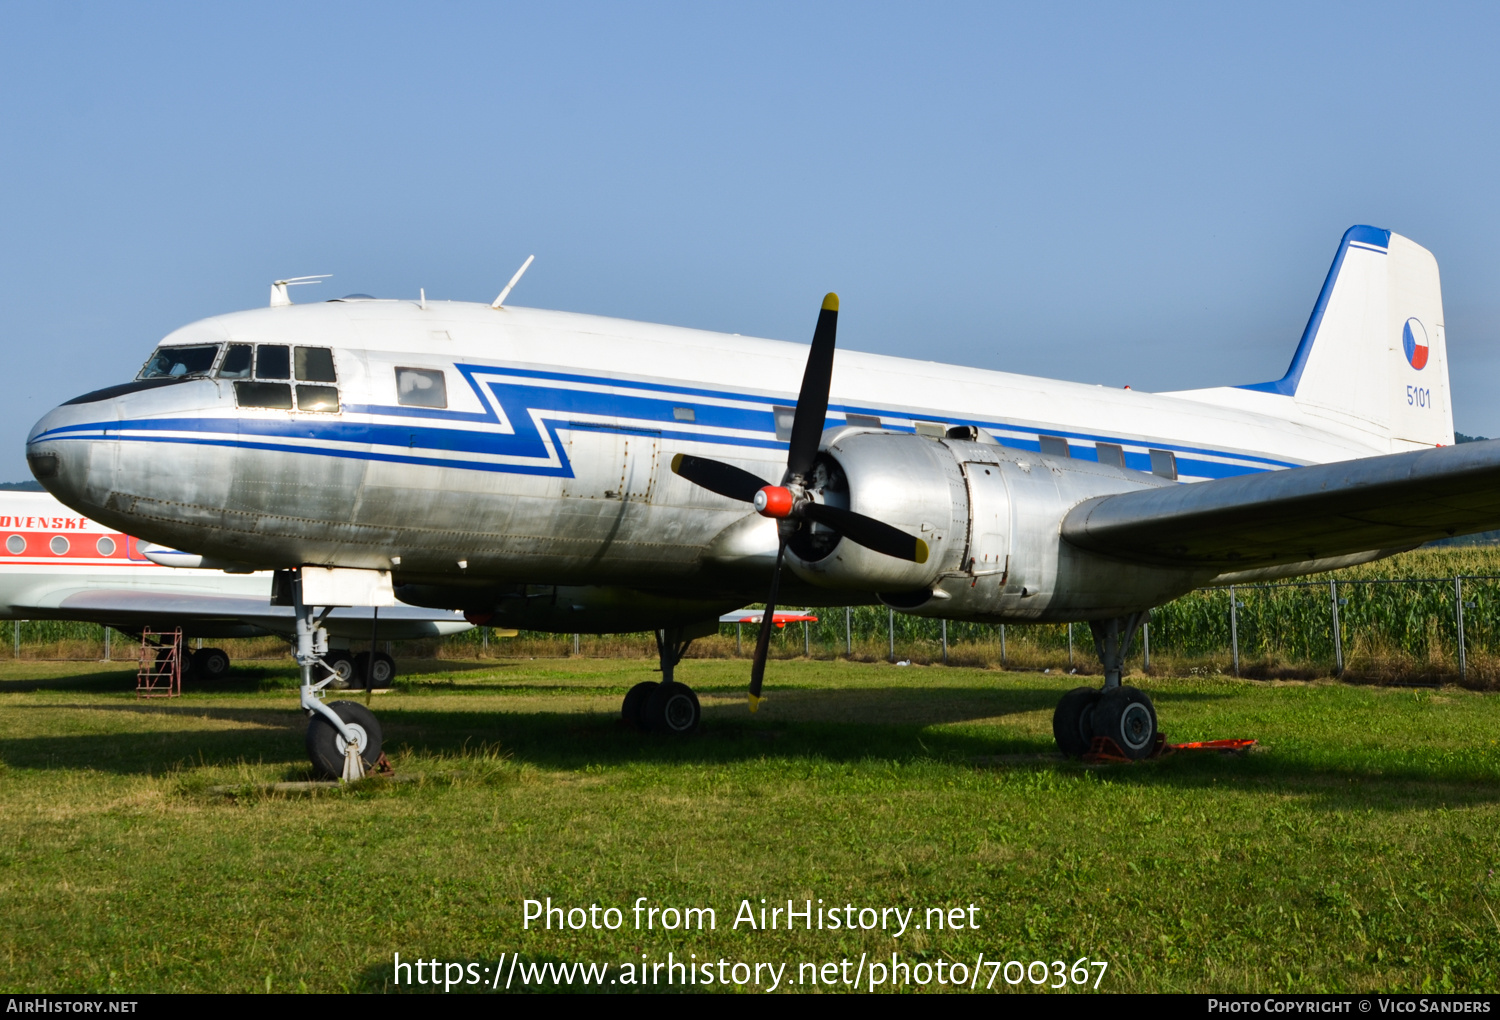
<box><xmin>622</xmin><ymin>681</ymin><xmax>658</xmax><ymax>730</ymax></box>
<box><xmin>323</xmin><ymin>651</ymin><xmax>356</xmax><ymax>689</ymax></box>
<box><xmin>1052</xmin><ymin>686</ymin><xmax>1101</xmax><ymax>757</ymax></box>
<box><xmin>353</xmin><ymin>651</ymin><xmax>396</xmax><ymax>689</ymax></box>
<box><xmin>190</xmin><ymin>647</ymin><xmax>231</xmax><ymax>680</ymax></box>
<box><xmin>306</xmin><ymin>700</ymin><xmax>384</xmax><ymax>779</ymax></box>
<box><xmin>370</xmin><ymin>652</ymin><xmax>396</xmax><ymax>689</ymax></box>
<box><xmin>642</xmin><ymin>681</ymin><xmax>700</xmax><ymax>735</ymax></box>
<box><xmin>1091</xmin><ymin>686</ymin><xmax>1158</xmax><ymax>760</ymax></box>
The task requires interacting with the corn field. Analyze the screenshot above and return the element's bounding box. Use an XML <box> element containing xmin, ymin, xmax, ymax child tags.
<box><xmin>10</xmin><ymin>546</ymin><xmax>1500</xmax><ymax>688</ymax></box>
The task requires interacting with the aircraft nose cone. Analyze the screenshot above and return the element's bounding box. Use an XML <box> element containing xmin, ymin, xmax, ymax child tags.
<box><xmin>26</xmin><ymin>399</ymin><xmax>107</xmax><ymax>510</ymax></box>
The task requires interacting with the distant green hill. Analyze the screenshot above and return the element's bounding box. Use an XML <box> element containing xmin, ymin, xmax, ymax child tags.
<box><xmin>0</xmin><ymin>481</ymin><xmax>43</xmax><ymax>492</ymax></box>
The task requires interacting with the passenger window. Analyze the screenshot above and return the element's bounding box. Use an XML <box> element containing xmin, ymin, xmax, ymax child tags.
<box><xmin>772</xmin><ymin>406</ymin><xmax>796</xmax><ymax>440</ymax></box>
<box><xmin>846</xmin><ymin>414</ymin><xmax>882</xmax><ymax>428</ymax></box>
<box><xmin>295</xmin><ymin>347</ymin><xmax>337</xmax><ymax>383</ymax></box>
<box><xmin>1039</xmin><ymin>435</ymin><xmax>1071</xmax><ymax>458</ymax></box>
<box><xmin>1095</xmin><ymin>442</ymin><xmax>1126</xmax><ymax>469</ymax></box>
<box><xmin>296</xmin><ymin>385</ymin><xmax>340</xmax><ymax>413</ymax></box>
<box><xmin>256</xmin><ymin>345</ymin><xmax>291</xmax><ymax>380</ymax></box>
<box><xmin>235</xmin><ymin>381</ymin><xmax>293</xmax><ymax>409</ymax></box>
<box><xmin>396</xmin><ymin>367</ymin><xmax>447</xmax><ymax>408</ymax></box>
<box><xmin>138</xmin><ymin>344</ymin><xmax>221</xmax><ymax>380</ymax></box>
<box><xmin>217</xmin><ymin>344</ymin><xmax>253</xmax><ymax>379</ymax></box>
<box><xmin>1149</xmin><ymin>449</ymin><xmax>1178</xmax><ymax>480</ymax></box>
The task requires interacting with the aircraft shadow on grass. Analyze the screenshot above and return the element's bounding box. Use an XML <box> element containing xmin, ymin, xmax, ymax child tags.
<box><xmin>3</xmin><ymin>686</ymin><xmax>1497</xmax><ymax>808</ymax></box>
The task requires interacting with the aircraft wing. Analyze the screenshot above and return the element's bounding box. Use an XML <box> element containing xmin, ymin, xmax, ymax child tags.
<box><xmin>1060</xmin><ymin>439</ymin><xmax>1500</xmax><ymax>570</ymax></box>
<box><xmin>25</xmin><ymin>589</ymin><xmax>470</xmax><ymax>639</ymax></box>
<box><xmin>719</xmin><ymin>608</ymin><xmax>820</xmax><ymax>626</ymax></box>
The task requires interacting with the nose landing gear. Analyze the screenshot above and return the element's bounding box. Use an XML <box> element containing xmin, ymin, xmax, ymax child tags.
<box><xmin>1051</xmin><ymin>613</ymin><xmax>1159</xmax><ymax>760</ymax></box>
<box><xmin>289</xmin><ymin>572</ymin><xmax>379</xmax><ymax>780</ymax></box>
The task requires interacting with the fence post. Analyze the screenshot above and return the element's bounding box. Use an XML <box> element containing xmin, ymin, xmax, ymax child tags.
<box><xmin>1330</xmin><ymin>579</ymin><xmax>1344</xmax><ymax>675</ymax></box>
<box><xmin>573</xmin><ymin>633</ymin><xmax>580</xmax><ymax>656</ymax></box>
<box><xmin>1456</xmin><ymin>575</ymin><xmax>1467</xmax><ymax>682</ymax></box>
<box><xmin>999</xmin><ymin>624</ymin><xmax>1007</xmax><ymax>668</ymax></box>
<box><xmin>941</xmin><ymin>619</ymin><xmax>948</xmax><ymax>665</ymax></box>
<box><xmin>13</xmin><ymin>620</ymin><xmax>18</xmax><ymax>659</ymax></box>
<box><xmin>1142</xmin><ymin>619</ymin><xmax>1150</xmax><ymax>670</ymax></box>
<box><xmin>1229</xmin><ymin>585</ymin><xmax>1240</xmax><ymax>677</ymax></box>
<box><xmin>845</xmin><ymin>607</ymin><xmax>852</xmax><ymax>656</ymax></box>
<box><xmin>103</xmin><ymin>626</ymin><xmax>111</xmax><ymax>662</ymax></box>
<box><xmin>482</xmin><ymin>627</ymin><xmax>489</xmax><ymax>656</ymax></box>
<box><xmin>1067</xmin><ymin>622</ymin><xmax>1074</xmax><ymax>670</ymax></box>
<box><xmin>803</xmin><ymin>620</ymin><xmax>810</xmax><ymax>656</ymax></box>
<box><xmin>889</xmin><ymin>607</ymin><xmax>895</xmax><ymax>662</ymax></box>
<box><xmin>737</xmin><ymin>623</ymin><xmax>742</xmax><ymax>656</ymax></box>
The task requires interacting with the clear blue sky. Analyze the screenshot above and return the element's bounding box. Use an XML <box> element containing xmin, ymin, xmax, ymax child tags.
<box><xmin>3</xmin><ymin>2</ymin><xmax>1498</xmax><ymax>478</ymax></box>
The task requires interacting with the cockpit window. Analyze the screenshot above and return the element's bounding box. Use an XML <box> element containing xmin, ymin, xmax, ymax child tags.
<box><xmin>295</xmin><ymin>347</ymin><xmax>337</xmax><ymax>383</ymax></box>
<box><xmin>255</xmin><ymin>345</ymin><xmax>291</xmax><ymax>380</ymax></box>
<box><xmin>138</xmin><ymin>345</ymin><xmax>221</xmax><ymax>380</ymax></box>
<box><xmin>217</xmin><ymin>344</ymin><xmax>253</xmax><ymax>379</ymax></box>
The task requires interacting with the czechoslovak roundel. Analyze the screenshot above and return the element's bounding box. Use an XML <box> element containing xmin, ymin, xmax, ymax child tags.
<box><xmin>1403</xmin><ymin>318</ymin><xmax>1429</xmax><ymax>370</ymax></box>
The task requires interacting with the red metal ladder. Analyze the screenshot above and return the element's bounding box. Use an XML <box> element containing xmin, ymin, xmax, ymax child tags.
<box><xmin>136</xmin><ymin>627</ymin><xmax>183</xmax><ymax>698</ymax></box>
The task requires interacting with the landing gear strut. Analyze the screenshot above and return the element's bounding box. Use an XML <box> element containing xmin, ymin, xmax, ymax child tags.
<box><xmin>622</xmin><ymin>627</ymin><xmax>701</xmax><ymax>735</ymax></box>
<box><xmin>1052</xmin><ymin>612</ymin><xmax>1158</xmax><ymax>759</ymax></box>
<box><xmin>290</xmin><ymin>570</ymin><xmax>382</xmax><ymax>779</ymax></box>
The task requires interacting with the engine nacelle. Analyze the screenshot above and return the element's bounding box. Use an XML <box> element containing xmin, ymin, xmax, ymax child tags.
<box><xmin>785</xmin><ymin>428</ymin><xmax>1210</xmax><ymax>623</ymax></box>
<box><xmin>783</xmin><ymin>430</ymin><xmax>966</xmax><ymax>591</ymax></box>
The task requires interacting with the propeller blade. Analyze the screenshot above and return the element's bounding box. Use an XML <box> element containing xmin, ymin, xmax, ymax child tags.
<box><xmin>747</xmin><ymin>540</ymin><xmax>787</xmax><ymax>711</ymax></box>
<box><xmin>784</xmin><ymin>293</ymin><xmax>839</xmax><ymax>483</ymax></box>
<box><xmin>801</xmin><ymin>502</ymin><xmax>930</xmax><ymax>563</ymax></box>
<box><xmin>670</xmin><ymin>453</ymin><xmax>771</xmax><ymax>503</ymax></box>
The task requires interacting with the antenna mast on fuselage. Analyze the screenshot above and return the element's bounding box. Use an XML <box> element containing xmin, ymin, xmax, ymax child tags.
<box><xmin>491</xmin><ymin>255</ymin><xmax>535</xmax><ymax>309</ymax></box>
<box><xmin>269</xmin><ymin>275</ymin><xmax>331</xmax><ymax>307</ymax></box>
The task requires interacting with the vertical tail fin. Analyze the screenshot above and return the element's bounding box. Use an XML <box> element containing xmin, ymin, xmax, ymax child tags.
<box><xmin>1241</xmin><ymin>225</ymin><xmax>1453</xmax><ymax>449</ymax></box>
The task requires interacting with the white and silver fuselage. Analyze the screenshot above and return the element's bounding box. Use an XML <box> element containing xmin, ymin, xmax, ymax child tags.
<box><xmin>22</xmin><ymin>297</ymin><xmax>1406</xmax><ymax>626</ymax></box>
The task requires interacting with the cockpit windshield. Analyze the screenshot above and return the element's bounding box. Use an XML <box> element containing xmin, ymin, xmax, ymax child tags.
<box><xmin>138</xmin><ymin>344</ymin><xmax>221</xmax><ymax>380</ymax></box>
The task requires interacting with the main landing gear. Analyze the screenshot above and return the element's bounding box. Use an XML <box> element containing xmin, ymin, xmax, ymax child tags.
<box><xmin>322</xmin><ymin>649</ymin><xmax>396</xmax><ymax>689</ymax></box>
<box><xmin>290</xmin><ymin>573</ymin><xmax>383</xmax><ymax>780</ymax></box>
<box><xmin>1052</xmin><ymin>613</ymin><xmax>1159</xmax><ymax>760</ymax></box>
<box><xmin>622</xmin><ymin>627</ymin><xmax>702</xmax><ymax>735</ymax></box>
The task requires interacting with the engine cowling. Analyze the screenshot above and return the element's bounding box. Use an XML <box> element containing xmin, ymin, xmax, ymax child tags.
<box><xmin>783</xmin><ymin>429</ymin><xmax>967</xmax><ymax>591</ymax></box>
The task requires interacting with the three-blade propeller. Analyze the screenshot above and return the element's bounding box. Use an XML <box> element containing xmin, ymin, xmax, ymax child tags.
<box><xmin>670</xmin><ymin>293</ymin><xmax>929</xmax><ymax>710</ymax></box>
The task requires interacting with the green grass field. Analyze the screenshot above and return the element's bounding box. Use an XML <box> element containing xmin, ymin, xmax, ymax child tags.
<box><xmin>1</xmin><ymin>657</ymin><xmax>1498</xmax><ymax>994</ymax></box>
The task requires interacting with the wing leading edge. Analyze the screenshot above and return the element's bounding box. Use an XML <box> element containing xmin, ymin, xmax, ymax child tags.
<box><xmin>1061</xmin><ymin>439</ymin><xmax>1500</xmax><ymax>570</ymax></box>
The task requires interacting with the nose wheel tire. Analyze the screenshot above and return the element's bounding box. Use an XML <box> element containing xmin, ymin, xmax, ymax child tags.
<box><xmin>306</xmin><ymin>700</ymin><xmax>384</xmax><ymax>779</ymax></box>
<box><xmin>632</xmin><ymin>681</ymin><xmax>701</xmax><ymax>735</ymax></box>
<box><xmin>1052</xmin><ymin>686</ymin><xmax>1102</xmax><ymax>757</ymax></box>
<box><xmin>1091</xmin><ymin>686</ymin><xmax>1157</xmax><ymax>760</ymax></box>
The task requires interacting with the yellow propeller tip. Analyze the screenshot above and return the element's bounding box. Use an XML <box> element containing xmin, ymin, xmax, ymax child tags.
<box><xmin>822</xmin><ymin>293</ymin><xmax>839</xmax><ymax>312</ymax></box>
<box><xmin>670</xmin><ymin>452</ymin><xmax>685</xmax><ymax>473</ymax></box>
<box><xmin>915</xmin><ymin>539</ymin><xmax>929</xmax><ymax>564</ymax></box>
<box><xmin>748</xmin><ymin>692</ymin><xmax>766</xmax><ymax>712</ymax></box>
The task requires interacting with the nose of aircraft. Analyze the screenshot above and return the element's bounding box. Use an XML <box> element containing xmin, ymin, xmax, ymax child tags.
<box><xmin>26</xmin><ymin>394</ymin><xmax>111</xmax><ymax>511</ymax></box>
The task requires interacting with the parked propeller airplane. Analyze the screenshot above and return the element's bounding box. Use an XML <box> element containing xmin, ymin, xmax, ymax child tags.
<box><xmin>0</xmin><ymin>490</ymin><xmax>471</xmax><ymax>685</ymax></box>
<box><xmin>25</xmin><ymin>225</ymin><xmax>1500</xmax><ymax>779</ymax></box>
